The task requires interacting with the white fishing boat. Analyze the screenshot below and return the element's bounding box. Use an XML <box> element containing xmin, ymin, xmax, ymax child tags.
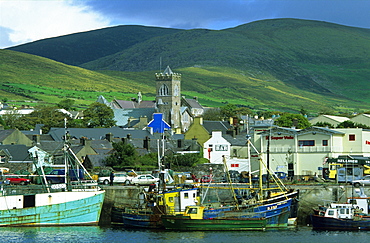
<box><xmin>0</xmin><ymin>124</ymin><xmax>105</xmax><ymax>226</ymax></box>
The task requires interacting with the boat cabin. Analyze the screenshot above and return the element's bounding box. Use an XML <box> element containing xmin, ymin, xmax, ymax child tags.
<box><xmin>183</xmin><ymin>205</ymin><xmax>206</xmax><ymax>219</ymax></box>
<box><xmin>325</xmin><ymin>206</ymin><xmax>354</xmax><ymax>219</ymax></box>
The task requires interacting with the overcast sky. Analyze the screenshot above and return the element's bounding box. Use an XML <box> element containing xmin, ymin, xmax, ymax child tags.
<box><xmin>1</xmin><ymin>0</ymin><xmax>369</xmax><ymax>49</ymax></box>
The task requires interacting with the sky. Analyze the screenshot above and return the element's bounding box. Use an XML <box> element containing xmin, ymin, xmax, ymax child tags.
<box><xmin>1</xmin><ymin>0</ymin><xmax>370</xmax><ymax>49</ymax></box>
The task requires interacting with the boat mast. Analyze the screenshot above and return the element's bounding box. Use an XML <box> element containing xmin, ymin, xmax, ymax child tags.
<box><xmin>64</xmin><ymin>118</ymin><xmax>68</xmax><ymax>186</ymax></box>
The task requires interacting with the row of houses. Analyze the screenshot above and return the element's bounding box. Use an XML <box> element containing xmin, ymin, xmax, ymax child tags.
<box><xmin>2</xmin><ymin>113</ymin><xmax>370</xmax><ymax>180</ymax></box>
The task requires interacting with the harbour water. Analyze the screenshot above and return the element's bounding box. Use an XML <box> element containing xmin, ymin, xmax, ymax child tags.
<box><xmin>0</xmin><ymin>225</ymin><xmax>368</xmax><ymax>243</ymax></box>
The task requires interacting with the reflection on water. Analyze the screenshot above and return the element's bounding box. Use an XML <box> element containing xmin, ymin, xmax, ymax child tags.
<box><xmin>0</xmin><ymin>226</ymin><xmax>369</xmax><ymax>243</ymax></box>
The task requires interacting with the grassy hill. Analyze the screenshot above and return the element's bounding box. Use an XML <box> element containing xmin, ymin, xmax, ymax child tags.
<box><xmin>4</xmin><ymin>18</ymin><xmax>370</xmax><ymax>114</ymax></box>
<box><xmin>0</xmin><ymin>50</ymin><xmax>155</xmax><ymax>107</ymax></box>
<box><xmin>7</xmin><ymin>25</ymin><xmax>182</xmax><ymax>66</ymax></box>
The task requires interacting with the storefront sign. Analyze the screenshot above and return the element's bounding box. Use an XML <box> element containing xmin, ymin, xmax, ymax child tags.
<box><xmin>265</xmin><ymin>135</ymin><xmax>294</xmax><ymax>140</ymax></box>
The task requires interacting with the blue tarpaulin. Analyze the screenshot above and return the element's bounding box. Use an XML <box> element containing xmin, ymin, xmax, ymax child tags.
<box><xmin>147</xmin><ymin>113</ymin><xmax>171</xmax><ymax>133</ymax></box>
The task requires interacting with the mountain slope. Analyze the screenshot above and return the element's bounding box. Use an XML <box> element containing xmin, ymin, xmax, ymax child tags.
<box><xmin>0</xmin><ymin>50</ymin><xmax>154</xmax><ymax>106</ymax></box>
<box><xmin>4</xmin><ymin>18</ymin><xmax>370</xmax><ymax>113</ymax></box>
<box><xmin>81</xmin><ymin>19</ymin><xmax>370</xmax><ymax>104</ymax></box>
<box><xmin>7</xmin><ymin>25</ymin><xmax>182</xmax><ymax>66</ymax></box>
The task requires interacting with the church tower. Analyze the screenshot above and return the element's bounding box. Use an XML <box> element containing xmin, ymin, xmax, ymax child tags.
<box><xmin>155</xmin><ymin>66</ymin><xmax>181</xmax><ymax>129</ymax></box>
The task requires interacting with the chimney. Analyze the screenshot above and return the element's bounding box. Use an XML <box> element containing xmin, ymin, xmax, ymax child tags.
<box><xmin>80</xmin><ymin>137</ymin><xmax>90</xmax><ymax>146</ymax></box>
<box><xmin>177</xmin><ymin>139</ymin><xmax>184</xmax><ymax>148</ymax></box>
<box><xmin>143</xmin><ymin>136</ymin><xmax>150</xmax><ymax>150</ymax></box>
<box><xmin>33</xmin><ymin>134</ymin><xmax>40</xmax><ymax>144</ymax></box>
<box><xmin>106</xmin><ymin>133</ymin><xmax>113</xmax><ymax>142</ymax></box>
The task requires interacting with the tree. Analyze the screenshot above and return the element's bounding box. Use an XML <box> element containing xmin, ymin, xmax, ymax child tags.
<box><xmin>83</xmin><ymin>102</ymin><xmax>116</xmax><ymax>128</ymax></box>
<box><xmin>313</xmin><ymin>121</ymin><xmax>334</xmax><ymax>128</ymax></box>
<box><xmin>3</xmin><ymin>106</ymin><xmax>69</xmax><ymax>132</ymax></box>
<box><xmin>235</xmin><ymin>107</ymin><xmax>254</xmax><ymax>116</ymax></box>
<box><xmin>220</xmin><ymin>103</ymin><xmax>237</xmax><ymax>120</ymax></box>
<box><xmin>58</xmin><ymin>99</ymin><xmax>75</xmax><ymax>110</ymax></box>
<box><xmin>336</xmin><ymin>120</ymin><xmax>370</xmax><ymax>129</ymax></box>
<box><xmin>104</xmin><ymin>142</ymin><xmax>138</xmax><ymax>169</ymax></box>
<box><xmin>274</xmin><ymin>113</ymin><xmax>311</xmax><ymax>129</ymax></box>
<box><xmin>203</xmin><ymin>108</ymin><xmax>223</xmax><ymax>121</ymax></box>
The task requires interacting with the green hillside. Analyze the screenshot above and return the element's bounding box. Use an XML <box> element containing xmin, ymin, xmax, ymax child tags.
<box><xmin>81</xmin><ymin>19</ymin><xmax>370</xmax><ymax>105</ymax></box>
<box><xmin>0</xmin><ymin>50</ymin><xmax>155</xmax><ymax>107</ymax></box>
<box><xmin>3</xmin><ymin>18</ymin><xmax>370</xmax><ymax>114</ymax></box>
<box><xmin>7</xmin><ymin>25</ymin><xmax>182</xmax><ymax>66</ymax></box>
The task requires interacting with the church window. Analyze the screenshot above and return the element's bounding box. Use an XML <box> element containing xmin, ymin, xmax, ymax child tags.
<box><xmin>174</xmin><ymin>85</ymin><xmax>179</xmax><ymax>96</ymax></box>
<box><xmin>159</xmin><ymin>84</ymin><xmax>169</xmax><ymax>96</ymax></box>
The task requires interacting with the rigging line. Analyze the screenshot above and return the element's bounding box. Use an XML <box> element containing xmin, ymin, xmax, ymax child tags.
<box><xmin>248</xmin><ymin>140</ymin><xmax>288</xmax><ymax>193</ymax></box>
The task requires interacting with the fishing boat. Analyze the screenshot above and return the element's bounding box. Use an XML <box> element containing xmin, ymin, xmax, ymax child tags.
<box><xmin>311</xmin><ymin>190</ymin><xmax>370</xmax><ymax>230</ymax></box>
<box><xmin>161</xmin><ymin>196</ymin><xmax>292</xmax><ymax>230</ymax></box>
<box><xmin>0</xmin><ymin>127</ymin><xmax>105</xmax><ymax>226</ymax></box>
<box><xmin>161</xmin><ymin>136</ymin><xmax>299</xmax><ymax>230</ymax></box>
<box><xmin>112</xmin><ymin>186</ymin><xmax>200</xmax><ymax>228</ymax></box>
<box><xmin>162</xmin><ymin>205</ymin><xmax>267</xmax><ymax>231</ymax></box>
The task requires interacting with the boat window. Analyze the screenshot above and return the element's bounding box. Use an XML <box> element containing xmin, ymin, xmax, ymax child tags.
<box><xmin>328</xmin><ymin>210</ymin><xmax>335</xmax><ymax>216</ymax></box>
<box><xmin>340</xmin><ymin>209</ymin><xmax>345</xmax><ymax>214</ymax></box>
<box><xmin>169</xmin><ymin>197</ymin><xmax>173</xmax><ymax>202</ymax></box>
<box><xmin>184</xmin><ymin>193</ymin><xmax>189</xmax><ymax>199</ymax></box>
<box><xmin>188</xmin><ymin>208</ymin><xmax>197</xmax><ymax>214</ymax></box>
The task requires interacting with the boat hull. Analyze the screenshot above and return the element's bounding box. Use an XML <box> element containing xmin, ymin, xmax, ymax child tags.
<box><xmin>162</xmin><ymin>215</ymin><xmax>267</xmax><ymax>231</ymax></box>
<box><xmin>111</xmin><ymin>207</ymin><xmax>163</xmax><ymax>228</ymax></box>
<box><xmin>311</xmin><ymin>214</ymin><xmax>370</xmax><ymax>231</ymax></box>
<box><xmin>0</xmin><ymin>191</ymin><xmax>105</xmax><ymax>226</ymax></box>
<box><xmin>203</xmin><ymin>198</ymin><xmax>292</xmax><ymax>228</ymax></box>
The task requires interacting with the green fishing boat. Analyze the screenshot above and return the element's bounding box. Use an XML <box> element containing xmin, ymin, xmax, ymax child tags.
<box><xmin>161</xmin><ymin>205</ymin><xmax>267</xmax><ymax>231</ymax></box>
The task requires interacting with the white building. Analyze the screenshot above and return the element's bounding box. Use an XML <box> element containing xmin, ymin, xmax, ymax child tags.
<box><xmin>253</xmin><ymin>126</ymin><xmax>370</xmax><ymax>179</ymax></box>
<box><xmin>204</xmin><ymin>131</ymin><xmax>230</xmax><ymax>164</ymax></box>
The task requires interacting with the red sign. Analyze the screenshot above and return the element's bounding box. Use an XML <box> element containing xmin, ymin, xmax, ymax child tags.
<box><xmin>266</xmin><ymin>136</ymin><xmax>294</xmax><ymax>140</ymax></box>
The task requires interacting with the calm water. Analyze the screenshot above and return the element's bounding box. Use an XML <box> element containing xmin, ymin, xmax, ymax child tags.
<box><xmin>0</xmin><ymin>225</ymin><xmax>368</xmax><ymax>243</ymax></box>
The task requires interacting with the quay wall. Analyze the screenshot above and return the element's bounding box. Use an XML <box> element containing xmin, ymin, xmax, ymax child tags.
<box><xmin>99</xmin><ymin>184</ymin><xmax>370</xmax><ymax>226</ymax></box>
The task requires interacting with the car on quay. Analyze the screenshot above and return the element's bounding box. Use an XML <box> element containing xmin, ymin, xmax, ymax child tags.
<box><xmin>352</xmin><ymin>175</ymin><xmax>370</xmax><ymax>187</ymax></box>
<box><xmin>125</xmin><ymin>174</ymin><xmax>159</xmax><ymax>185</ymax></box>
<box><xmin>5</xmin><ymin>175</ymin><xmax>31</xmax><ymax>185</ymax></box>
<box><xmin>98</xmin><ymin>172</ymin><xmax>130</xmax><ymax>185</ymax></box>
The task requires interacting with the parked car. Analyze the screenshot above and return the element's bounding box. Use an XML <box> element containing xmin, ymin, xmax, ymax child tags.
<box><xmin>98</xmin><ymin>172</ymin><xmax>130</xmax><ymax>185</ymax></box>
<box><xmin>45</xmin><ymin>169</ymin><xmax>84</xmax><ymax>184</ymax></box>
<box><xmin>125</xmin><ymin>174</ymin><xmax>159</xmax><ymax>185</ymax></box>
<box><xmin>352</xmin><ymin>175</ymin><xmax>370</xmax><ymax>187</ymax></box>
<box><xmin>5</xmin><ymin>175</ymin><xmax>31</xmax><ymax>185</ymax></box>
<box><xmin>199</xmin><ymin>175</ymin><xmax>214</xmax><ymax>183</ymax></box>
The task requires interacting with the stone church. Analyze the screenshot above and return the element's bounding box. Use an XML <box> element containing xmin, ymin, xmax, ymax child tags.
<box><xmin>97</xmin><ymin>66</ymin><xmax>204</xmax><ymax>132</ymax></box>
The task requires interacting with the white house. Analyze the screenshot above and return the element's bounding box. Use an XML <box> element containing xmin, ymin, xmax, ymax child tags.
<box><xmin>253</xmin><ymin>126</ymin><xmax>370</xmax><ymax>179</ymax></box>
<box><xmin>203</xmin><ymin>131</ymin><xmax>231</xmax><ymax>164</ymax></box>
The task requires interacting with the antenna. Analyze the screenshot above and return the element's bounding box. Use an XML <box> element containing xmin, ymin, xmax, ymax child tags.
<box><xmin>159</xmin><ymin>56</ymin><xmax>162</xmax><ymax>72</ymax></box>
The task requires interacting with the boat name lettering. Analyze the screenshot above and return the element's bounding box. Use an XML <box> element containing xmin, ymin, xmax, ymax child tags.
<box><xmin>51</xmin><ymin>184</ymin><xmax>67</xmax><ymax>190</ymax></box>
<box><xmin>267</xmin><ymin>205</ymin><xmax>277</xmax><ymax>210</ymax></box>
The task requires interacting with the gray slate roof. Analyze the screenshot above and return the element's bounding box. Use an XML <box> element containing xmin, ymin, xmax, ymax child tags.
<box><xmin>0</xmin><ymin>145</ymin><xmax>32</xmax><ymax>162</ymax></box>
<box><xmin>113</xmin><ymin>108</ymin><xmax>155</xmax><ymax>127</ymax></box>
<box><xmin>203</xmin><ymin>121</ymin><xmax>232</xmax><ymax>134</ymax></box>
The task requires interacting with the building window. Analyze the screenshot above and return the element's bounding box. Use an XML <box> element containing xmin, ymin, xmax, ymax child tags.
<box><xmin>158</xmin><ymin>84</ymin><xmax>169</xmax><ymax>96</ymax></box>
<box><xmin>349</xmin><ymin>134</ymin><xmax>356</xmax><ymax>141</ymax></box>
<box><xmin>298</xmin><ymin>140</ymin><xmax>315</xmax><ymax>146</ymax></box>
<box><xmin>322</xmin><ymin>140</ymin><xmax>328</xmax><ymax>146</ymax></box>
